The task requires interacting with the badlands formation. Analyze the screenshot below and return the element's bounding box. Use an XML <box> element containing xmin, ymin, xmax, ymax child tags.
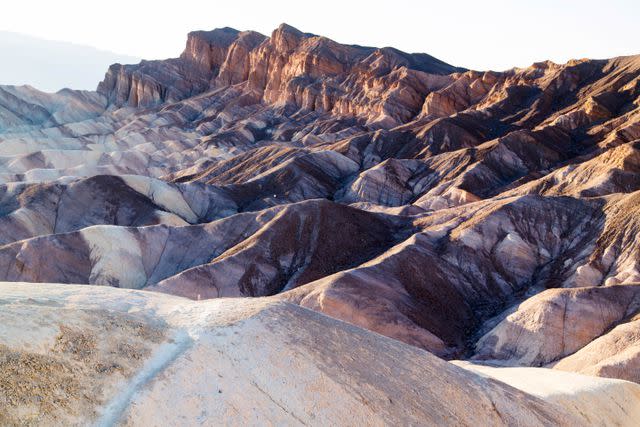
<box><xmin>1</xmin><ymin>23</ymin><xmax>640</xmax><ymax>425</ymax></box>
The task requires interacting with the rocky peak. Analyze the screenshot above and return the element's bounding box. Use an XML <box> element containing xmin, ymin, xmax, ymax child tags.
<box><xmin>97</xmin><ymin>23</ymin><xmax>462</xmax><ymax>117</ymax></box>
<box><xmin>271</xmin><ymin>23</ymin><xmax>309</xmax><ymax>52</ymax></box>
<box><xmin>180</xmin><ymin>27</ymin><xmax>241</xmax><ymax>74</ymax></box>
<box><xmin>216</xmin><ymin>31</ymin><xmax>267</xmax><ymax>86</ymax></box>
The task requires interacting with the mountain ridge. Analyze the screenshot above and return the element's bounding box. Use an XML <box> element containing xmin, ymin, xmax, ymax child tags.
<box><xmin>0</xmin><ymin>24</ymin><xmax>640</xmax><ymax>423</ymax></box>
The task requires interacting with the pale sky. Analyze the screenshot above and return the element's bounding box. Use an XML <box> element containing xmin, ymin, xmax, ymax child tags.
<box><xmin>1</xmin><ymin>0</ymin><xmax>639</xmax><ymax>71</ymax></box>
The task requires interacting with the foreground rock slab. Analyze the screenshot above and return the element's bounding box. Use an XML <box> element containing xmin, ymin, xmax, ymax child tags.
<box><xmin>454</xmin><ymin>361</ymin><xmax>640</xmax><ymax>426</ymax></box>
<box><xmin>1</xmin><ymin>282</ymin><xmax>639</xmax><ymax>426</ymax></box>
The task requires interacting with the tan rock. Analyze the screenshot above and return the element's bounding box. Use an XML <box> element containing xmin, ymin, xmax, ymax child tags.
<box><xmin>474</xmin><ymin>285</ymin><xmax>640</xmax><ymax>366</ymax></box>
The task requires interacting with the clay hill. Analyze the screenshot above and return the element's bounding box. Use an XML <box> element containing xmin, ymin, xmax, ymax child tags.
<box><xmin>1</xmin><ymin>23</ymin><xmax>640</xmax><ymax>425</ymax></box>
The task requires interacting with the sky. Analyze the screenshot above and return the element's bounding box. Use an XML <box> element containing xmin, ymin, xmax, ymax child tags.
<box><xmin>0</xmin><ymin>0</ymin><xmax>638</xmax><ymax>78</ymax></box>
<box><xmin>0</xmin><ymin>31</ymin><xmax>139</xmax><ymax>92</ymax></box>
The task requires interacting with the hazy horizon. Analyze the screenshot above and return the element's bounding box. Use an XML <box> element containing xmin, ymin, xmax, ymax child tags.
<box><xmin>0</xmin><ymin>31</ymin><xmax>139</xmax><ymax>92</ymax></box>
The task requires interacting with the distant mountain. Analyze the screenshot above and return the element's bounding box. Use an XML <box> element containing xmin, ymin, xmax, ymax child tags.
<box><xmin>0</xmin><ymin>31</ymin><xmax>140</xmax><ymax>92</ymax></box>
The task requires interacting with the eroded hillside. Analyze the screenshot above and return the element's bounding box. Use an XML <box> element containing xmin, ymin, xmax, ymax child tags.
<box><xmin>1</xmin><ymin>24</ymin><xmax>640</xmax><ymax>390</ymax></box>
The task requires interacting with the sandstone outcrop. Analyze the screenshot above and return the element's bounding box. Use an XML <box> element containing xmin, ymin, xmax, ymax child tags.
<box><xmin>552</xmin><ymin>313</ymin><xmax>640</xmax><ymax>383</ymax></box>
<box><xmin>473</xmin><ymin>285</ymin><xmax>640</xmax><ymax>366</ymax></box>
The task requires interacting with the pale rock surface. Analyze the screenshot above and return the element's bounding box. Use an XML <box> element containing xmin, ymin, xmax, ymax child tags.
<box><xmin>2</xmin><ymin>282</ymin><xmax>638</xmax><ymax>426</ymax></box>
<box><xmin>454</xmin><ymin>361</ymin><xmax>640</xmax><ymax>426</ymax></box>
<box><xmin>473</xmin><ymin>285</ymin><xmax>640</xmax><ymax>366</ymax></box>
<box><xmin>552</xmin><ymin>314</ymin><xmax>640</xmax><ymax>383</ymax></box>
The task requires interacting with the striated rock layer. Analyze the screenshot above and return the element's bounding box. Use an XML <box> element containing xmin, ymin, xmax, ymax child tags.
<box><xmin>1</xmin><ymin>23</ymin><xmax>640</xmax><ymax>406</ymax></box>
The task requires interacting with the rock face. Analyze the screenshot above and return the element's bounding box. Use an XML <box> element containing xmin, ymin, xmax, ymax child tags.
<box><xmin>551</xmin><ymin>314</ymin><xmax>640</xmax><ymax>382</ymax></box>
<box><xmin>454</xmin><ymin>361</ymin><xmax>640</xmax><ymax>426</ymax></box>
<box><xmin>98</xmin><ymin>24</ymin><xmax>462</xmax><ymax>126</ymax></box>
<box><xmin>1</xmin><ymin>23</ymin><xmax>640</xmax><ymax>421</ymax></box>
<box><xmin>0</xmin><ymin>199</ymin><xmax>407</xmax><ymax>294</ymax></box>
<box><xmin>2</xmin><ymin>282</ymin><xmax>640</xmax><ymax>426</ymax></box>
<box><xmin>473</xmin><ymin>285</ymin><xmax>640</xmax><ymax>366</ymax></box>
